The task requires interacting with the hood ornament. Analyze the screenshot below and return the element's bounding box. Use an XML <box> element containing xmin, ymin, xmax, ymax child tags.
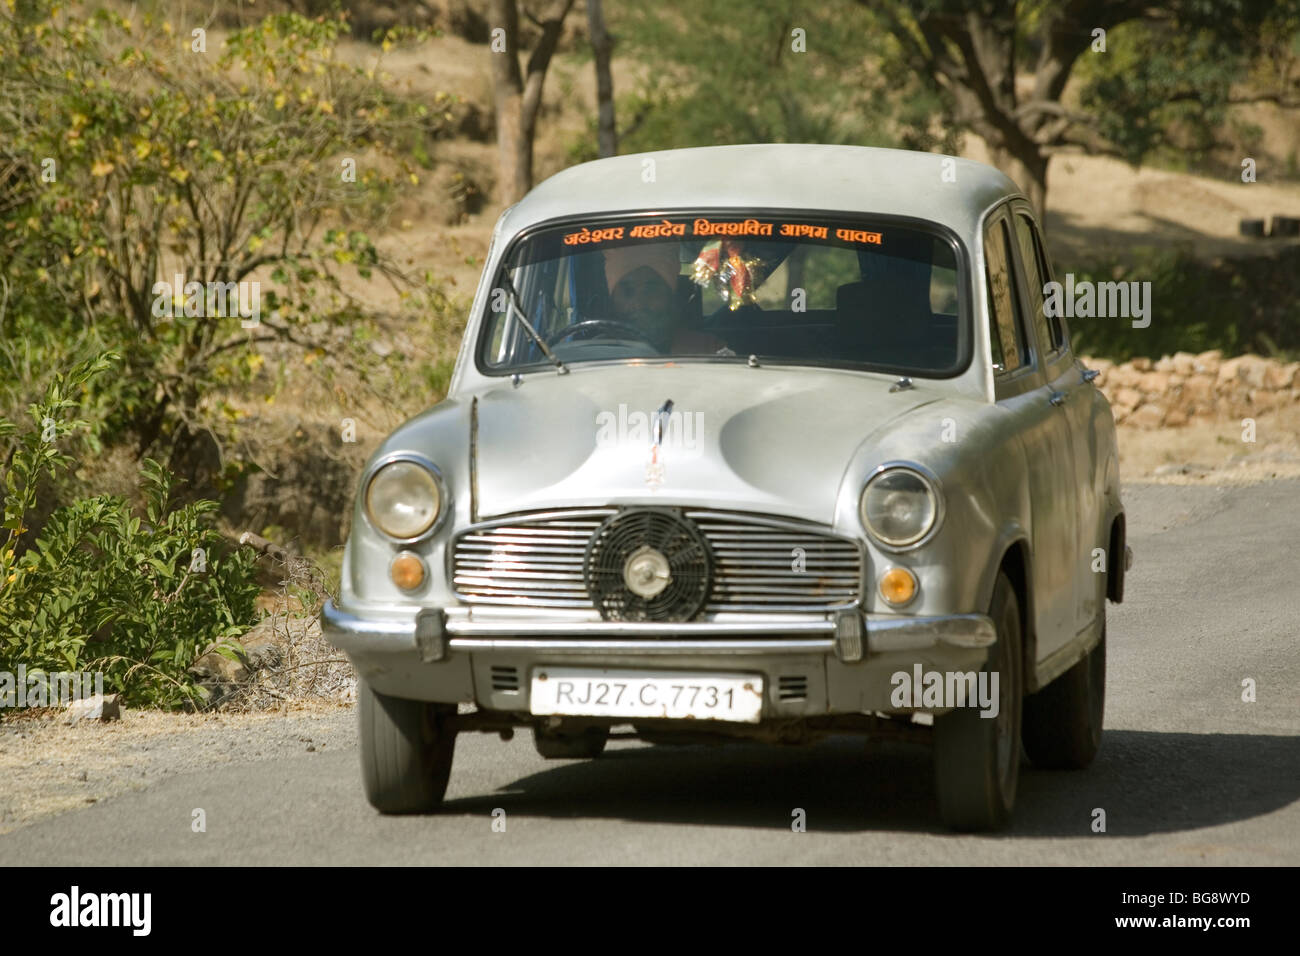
<box><xmin>646</xmin><ymin>398</ymin><xmax>673</xmax><ymax>490</ymax></box>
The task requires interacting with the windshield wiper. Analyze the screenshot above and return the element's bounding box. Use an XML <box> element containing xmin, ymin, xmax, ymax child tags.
<box><xmin>498</xmin><ymin>268</ymin><xmax>567</xmax><ymax>376</ymax></box>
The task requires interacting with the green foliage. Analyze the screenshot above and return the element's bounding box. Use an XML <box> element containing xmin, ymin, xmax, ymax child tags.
<box><xmin>1065</xmin><ymin>3</ymin><xmax>1299</xmax><ymax>174</ymax></box>
<box><xmin>1066</xmin><ymin>246</ymin><xmax>1300</xmax><ymax>362</ymax></box>
<box><xmin>0</xmin><ymin>356</ymin><xmax>259</xmax><ymax>708</ymax></box>
<box><xmin>0</xmin><ymin>2</ymin><xmax>453</xmax><ymax>465</ymax></box>
<box><xmin>1076</xmin><ymin>22</ymin><xmax>1245</xmax><ymax>169</ymax></box>
<box><xmin>604</xmin><ymin>0</ymin><xmax>912</xmax><ymax>155</ymax></box>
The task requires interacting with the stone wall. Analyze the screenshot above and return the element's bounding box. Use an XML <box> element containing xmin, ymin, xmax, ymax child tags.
<box><xmin>1080</xmin><ymin>352</ymin><xmax>1300</xmax><ymax>428</ymax></box>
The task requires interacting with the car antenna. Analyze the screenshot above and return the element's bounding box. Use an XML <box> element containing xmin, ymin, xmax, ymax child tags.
<box><xmin>747</xmin><ymin>354</ymin><xmax>760</xmax><ymax>368</ymax></box>
<box><xmin>499</xmin><ymin>269</ymin><xmax>568</xmax><ymax>375</ymax></box>
<box><xmin>889</xmin><ymin>376</ymin><xmax>914</xmax><ymax>392</ymax></box>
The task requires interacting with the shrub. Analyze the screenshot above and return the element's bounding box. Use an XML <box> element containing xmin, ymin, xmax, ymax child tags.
<box><xmin>1</xmin><ymin>355</ymin><xmax>259</xmax><ymax>708</ymax></box>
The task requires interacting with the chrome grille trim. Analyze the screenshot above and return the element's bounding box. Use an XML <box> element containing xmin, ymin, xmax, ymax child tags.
<box><xmin>450</xmin><ymin>508</ymin><xmax>863</xmax><ymax>612</ymax></box>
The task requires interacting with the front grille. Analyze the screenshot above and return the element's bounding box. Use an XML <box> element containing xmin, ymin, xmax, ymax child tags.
<box><xmin>451</xmin><ymin>508</ymin><xmax>862</xmax><ymax>614</ymax></box>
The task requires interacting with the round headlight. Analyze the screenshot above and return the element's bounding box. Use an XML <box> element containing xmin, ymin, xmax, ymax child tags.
<box><xmin>365</xmin><ymin>460</ymin><xmax>441</xmax><ymax>539</ymax></box>
<box><xmin>860</xmin><ymin>466</ymin><xmax>940</xmax><ymax>548</ymax></box>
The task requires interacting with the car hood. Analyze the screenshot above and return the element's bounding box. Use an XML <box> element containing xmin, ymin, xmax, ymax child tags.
<box><xmin>472</xmin><ymin>363</ymin><xmax>939</xmax><ymax>525</ymax></box>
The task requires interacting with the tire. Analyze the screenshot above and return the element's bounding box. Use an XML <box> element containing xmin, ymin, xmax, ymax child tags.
<box><xmin>533</xmin><ymin>725</ymin><xmax>609</xmax><ymax>759</ymax></box>
<box><xmin>1023</xmin><ymin>623</ymin><xmax>1105</xmax><ymax>769</ymax></box>
<box><xmin>933</xmin><ymin>570</ymin><xmax>1023</xmax><ymax>832</ymax></box>
<box><xmin>357</xmin><ymin>679</ymin><xmax>457</xmax><ymax>814</ymax></box>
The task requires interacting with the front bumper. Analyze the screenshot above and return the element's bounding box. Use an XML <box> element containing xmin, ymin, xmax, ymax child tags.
<box><xmin>322</xmin><ymin>600</ymin><xmax>996</xmax><ymax>718</ymax></box>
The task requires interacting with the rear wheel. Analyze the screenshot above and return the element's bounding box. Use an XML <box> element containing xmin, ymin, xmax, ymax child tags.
<box><xmin>358</xmin><ymin>679</ymin><xmax>457</xmax><ymax>814</ymax></box>
<box><xmin>933</xmin><ymin>570</ymin><xmax>1023</xmax><ymax>832</ymax></box>
<box><xmin>533</xmin><ymin>725</ymin><xmax>609</xmax><ymax>759</ymax></box>
<box><xmin>1023</xmin><ymin>624</ymin><xmax>1106</xmax><ymax>769</ymax></box>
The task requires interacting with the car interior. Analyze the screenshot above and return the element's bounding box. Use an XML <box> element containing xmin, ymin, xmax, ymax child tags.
<box><xmin>497</xmin><ymin>231</ymin><xmax>964</xmax><ymax>373</ymax></box>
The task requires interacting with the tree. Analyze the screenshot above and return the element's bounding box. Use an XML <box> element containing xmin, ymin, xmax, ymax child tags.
<box><xmin>865</xmin><ymin>0</ymin><xmax>1300</xmax><ymax>216</ymax></box>
<box><xmin>611</xmin><ymin>0</ymin><xmax>914</xmax><ymax>155</ymax></box>
<box><xmin>488</xmin><ymin>0</ymin><xmax>577</xmax><ymax>203</ymax></box>
<box><xmin>0</xmin><ymin>6</ymin><xmax>449</xmax><ymax>474</ymax></box>
<box><xmin>586</xmin><ymin>0</ymin><xmax>617</xmax><ymax>158</ymax></box>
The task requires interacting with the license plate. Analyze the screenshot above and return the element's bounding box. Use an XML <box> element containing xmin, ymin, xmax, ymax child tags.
<box><xmin>529</xmin><ymin>667</ymin><xmax>764</xmax><ymax>723</ymax></box>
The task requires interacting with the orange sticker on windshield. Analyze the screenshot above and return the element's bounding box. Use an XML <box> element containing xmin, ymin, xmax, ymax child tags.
<box><xmin>779</xmin><ymin>223</ymin><xmax>829</xmax><ymax>239</ymax></box>
<box><xmin>563</xmin><ymin>226</ymin><xmax>625</xmax><ymax>245</ymax></box>
<box><xmin>834</xmin><ymin>227</ymin><xmax>883</xmax><ymax>245</ymax></box>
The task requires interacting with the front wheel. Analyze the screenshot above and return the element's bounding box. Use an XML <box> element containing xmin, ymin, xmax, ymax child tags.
<box><xmin>932</xmin><ymin>570</ymin><xmax>1023</xmax><ymax>832</ymax></box>
<box><xmin>358</xmin><ymin>680</ymin><xmax>457</xmax><ymax>814</ymax></box>
<box><xmin>1023</xmin><ymin>623</ymin><xmax>1106</xmax><ymax>769</ymax></box>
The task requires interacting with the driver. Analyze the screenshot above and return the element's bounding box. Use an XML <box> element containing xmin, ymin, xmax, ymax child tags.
<box><xmin>604</xmin><ymin>244</ymin><xmax>726</xmax><ymax>354</ymax></box>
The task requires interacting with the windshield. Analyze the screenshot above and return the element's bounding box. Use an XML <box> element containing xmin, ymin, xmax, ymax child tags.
<box><xmin>478</xmin><ymin>213</ymin><xmax>967</xmax><ymax>376</ymax></box>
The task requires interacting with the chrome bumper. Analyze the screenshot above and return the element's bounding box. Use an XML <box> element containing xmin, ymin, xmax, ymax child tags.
<box><xmin>320</xmin><ymin>600</ymin><xmax>996</xmax><ymax>662</ymax></box>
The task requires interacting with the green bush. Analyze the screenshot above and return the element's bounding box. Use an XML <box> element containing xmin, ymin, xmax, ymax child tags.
<box><xmin>1</xmin><ymin>355</ymin><xmax>259</xmax><ymax>708</ymax></box>
<box><xmin>1064</xmin><ymin>246</ymin><xmax>1300</xmax><ymax>362</ymax></box>
<box><xmin>0</xmin><ymin>3</ymin><xmax>453</xmax><ymax>468</ymax></box>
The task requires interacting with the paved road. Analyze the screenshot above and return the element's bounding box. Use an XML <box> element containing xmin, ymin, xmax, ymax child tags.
<box><xmin>3</xmin><ymin>481</ymin><xmax>1298</xmax><ymax>865</ymax></box>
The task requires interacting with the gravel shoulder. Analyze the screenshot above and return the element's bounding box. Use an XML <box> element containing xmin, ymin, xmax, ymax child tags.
<box><xmin>0</xmin><ymin>703</ymin><xmax>356</xmax><ymax>836</ymax></box>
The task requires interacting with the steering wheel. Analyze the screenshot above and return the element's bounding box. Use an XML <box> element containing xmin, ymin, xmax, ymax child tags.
<box><xmin>545</xmin><ymin>319</ymin><xmax>656</xmax><ymax>348</ymax></box>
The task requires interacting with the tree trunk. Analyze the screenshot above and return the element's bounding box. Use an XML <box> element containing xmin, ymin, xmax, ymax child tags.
<box><xmin>988</xmin><ymin>142</ymin><xmax>1049</xmax><ymax>221</ymax></box>
<box><xmin>488</xmin><ymin>0</ymin><xmax>575</xmax><ymax>204</ymax></box>
<box><xmin>488</xmin><ymin>0</ymin><xmax>528</xmax><ymax>204</ymax></box>
<box><xmin>586</xmin><ymin>0</ymin><xmax>617</xmax><ymax>158</ymax></box>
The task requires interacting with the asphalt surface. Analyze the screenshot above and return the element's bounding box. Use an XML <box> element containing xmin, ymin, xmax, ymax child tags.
<box><xmin>2</xmin><ymin>480</ymin><xmax>1298</xmax><ymax>865</ymax></box>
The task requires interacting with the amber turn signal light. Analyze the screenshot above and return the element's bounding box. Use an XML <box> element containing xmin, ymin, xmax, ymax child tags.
<box><xmin>878</xmin><ymin>566</ymin><xmax>917</xmax><ymax>606</ymax></box>
<box><xmin>390</xmin><ymin>551</ymin><xmax>427</xmax><ymax>591</ymax></box>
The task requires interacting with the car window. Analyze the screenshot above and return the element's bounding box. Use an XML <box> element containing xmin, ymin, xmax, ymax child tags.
<box><xmin>984</xmin><ymin>218</ymin><xmax>1026</xmax><ymax>373</ymax></box>
<box><xmin>479</xmin><ymin>215</ymin><xmax>968</xmax><ymax>377</ymax></box>
<box><xmin>1013</xmin><ymin>213</ymin><xmax>1063</xmax><ymax>356</ymax></box>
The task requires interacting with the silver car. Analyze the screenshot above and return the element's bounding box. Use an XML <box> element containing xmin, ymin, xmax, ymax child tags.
<box><xmin>322</xmin><ymin>143</ymin><xmax>1129</xmax><ymax>831</ymax></box>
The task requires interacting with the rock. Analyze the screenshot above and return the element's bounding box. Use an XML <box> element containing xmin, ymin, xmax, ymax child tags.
<box><xmin>1107</xmin><ymin>364</ymin><xmax>1142</xmax><ymax>388</ymax></box>
<box><xmin>1171</xmin><ymin>351</ymin><xmax>1197</xmax><ymax>376</ymax></box>
<box><xmin>1239</xmin><ymin>355</ymin><xmax>1271</xmax><ymax>389</ymax></box>
<box><xmin>1249</xmin><ymin>389</ymin><xmax>1280</xmax><ymax>413</ymax></box>
<box><xmin>242</xmin><ymin>621</ymin><xmax>288</xmax><ymax>671</ymax></box>
<box><xmin>1128</xmin><ymin>402</ymin><xmax>1167</xmax><ymax>429</ymax></box>
<box><xmin>1154</xmin><ymin>462</ymin><xmax>1209</xmax><ymax>476</ymax></box>
<box><xmin>1265</xmin><ymin>362</ymin><xmax>1299</xmax><ymax>390</ymax></box>
<box><xmin>1182</xmin><ymin>375</ymin><xmax>1215</xmax><ymax>404</ymax></box>
<box><xmin>66</xmin><ymin>693</ymin><xmax>121</xmax><ymax>724</ymax></box>
<box><xmin>190</xmin><ymin>644</ymin><xmax>250</xmax><ymax>684</ymax></box>
<box><xmin>1164</xmin><ymin>407</ymin><xmax>1189</xmax><ymax>427</ymax></box>
<box><xmin>1194</xmin><ymin>350</ymin><xmax>1222</xmax><ymax>375</ymax></box>
<box><xmin>1217</xmin><ymin>356</ymin><xmax>1243</xmax><ymax>384</ymax></box>
<box><xmin>1219</xmin><ymin>354</ymin><xmax>1269</xmax><ymax>388</ymax></box>
<box><xmin>1131</xmin><ymin>357</ymin><xmax>1153</xmax><ymax>372</ymax></box>
<box><xmin>1154</xmin><ymin>355</ymin><xmax>1175</xmax><ymax>373</ymax></box>
<box><xmin>1114</xmin><ymin>387</ymin><xmax>1143</xmax><ymax>411</ymax></box>
<box><xmin>1139</xmin><ymin>371</ymin><xmax>1171</xmax><ymax>394</ymax></box>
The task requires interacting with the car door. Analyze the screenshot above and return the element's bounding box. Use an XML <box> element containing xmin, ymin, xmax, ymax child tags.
<box><xmin>983</xmin><ymin>208</ymin><xmax>1078</xmax><ymax>663</ymax></box>
<box><xmin>1008</xmin><ymin>205</ymin><xmax>1103</xmax><ymax>636</ymax></box>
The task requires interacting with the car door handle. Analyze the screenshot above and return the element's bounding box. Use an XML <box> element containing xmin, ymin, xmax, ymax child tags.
<box><xmin>1048</xmin><ymin>390</ymin><xmax>1065</xmax><ymax>407</ymax></box>
<box><xmin>1081</xmin><ymin>368</ymin><xmax>1100</xmax><ymax>384</ymax></box>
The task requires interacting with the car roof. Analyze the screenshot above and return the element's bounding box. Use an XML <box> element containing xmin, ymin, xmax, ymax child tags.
<box><xmin>499</xmin><ymin>143</ymin><xmax>1024</xmax><ymax>239</ymax></box>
